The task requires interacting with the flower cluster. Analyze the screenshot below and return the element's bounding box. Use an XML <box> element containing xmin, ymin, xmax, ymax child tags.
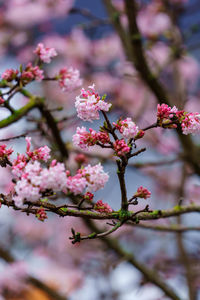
<box><xmin>0</xmin><ymin>144</ymin><xmax>13</xmax><ymax>159</ymax></box>
<box><xmin>26</xmin><ymin>137</ymin><xmax>50</xmax><ymax>162</ymax></box>
<box><xmin>94</xmin><ymin>200</ymin><xmax>112</xmax><ymax>213</ymax></box>
<box><xmin>0</xmin><ymin>144</ymin><xmax>13</xmax><ymax>167</ymax></box>
<box><xmin>73</xmin><ymin>126</ymin><xmax>110</xmax><ymax>150</ymax></box>
<box><xmin>113</xmin><ymin>139</ymin><xmax>130</xmax><ymax>156</ymax></box>
<box><xmin>13</xmin><ymin>160</ymin><xmax>67</xmax><ymax>207</ymax></box>
<box><xmin>113</xmin><ymin>117</ymin><xmax>139</xmax><ymax>139</ymax></box>
<box><xmin>34</xmin><ymin>43</ymin><xmax>57</xmax><ymax>63</ymax></box>
<box><xmin>1</xmin><ymin>69</ymin><xmax>19</xmax><ymax>81</ymax></box>
<box><xmin>75</xmin><ymin>84</ymin><xmax>112</xmax><ymax>122</ymax></box>
<box><xmin>134</xmin><ymin>186</ymin><xmax>151</xmax><ymax>199</ymax></box>
<box><xmin>180</xmin><ymin>112</ymin><xmax>200</xmax><ymax>135</ymax></box>
<box><xmin>36</xmin><ymin>208</ymin><xmax>48</xmax><ymax>221</ymax></box>
<box><xmin>21</xmin><ymin>62</ymin><xmax>44</xmax><ymax>82</ymax></box>
<box><xmin>58</xmin><ymin>67</ymin><xmax>82</xmax><ymax>92</ymax></box>
<box><xmin>157</xmin><ymin>103</ymin><xmax>200</xmax><ymax>134</ymax></box>
<box><xmin>66</xmin><ymin>163</ymin><xmax>109</xmax><ymax>195</ymax></box>
<box><xmin>12</xmin><ymin>138</ymin><xmax>50</xmax><ymax>177</ymax></box>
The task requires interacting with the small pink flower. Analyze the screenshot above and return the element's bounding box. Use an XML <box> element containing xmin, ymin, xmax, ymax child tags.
<box><xmin>94</xmin><ymin>200</ymin><xmax>112</xmax><ymax>213</ymax></box>
<box><xmin>0</xmin><ymin>97</ymin><xmax>4</xmax><ymax>104</ymax></box>
<box><xmin>134</xmin><ymin>186</ymin><xmax>151</xmax><ymax>199</ymax></box>
<box><xmin>34</xmin><ymin>43</ymin><xmax>57</xmax><ymax>63</ymax></box>
<box><xmin>58</xmin><ymin>67</ymin><xmax>82</xmax><ymax>92</ymax></box>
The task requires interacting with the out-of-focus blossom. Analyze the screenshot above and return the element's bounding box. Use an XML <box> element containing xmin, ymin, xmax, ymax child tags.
<box><xmin>58</xmin><ymin>67</ymin><xmax>82</xmax><ymax>92</ymax></box>
<box><xmin>5</xmin><ymin>0</ymin><xmax>74</xmax><ymax>28</ymax></box>
<box><xmin>34</xmin><ymin>43</ymin><xmax>57</xmax><ymax>63</ymax></box>
<box><xmin>0</xmin><ymin>262</ymin><xmax>27</xmax><ymax>294</ymax></box>
<box><xmin>1</xmin><ymin>68</ymin><xmax>19</xmax><ymax>81</ymax></box>
<box><xmin>138</xmin><ymin>4</ymin><xmax>171</xmax><ymax>38</ymax></box>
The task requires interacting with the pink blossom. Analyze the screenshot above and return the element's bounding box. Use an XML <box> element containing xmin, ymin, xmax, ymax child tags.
<box><xmin>134</xmin><ymin>186</ymin><xmax>151</xmax><ymax>199</ymax></box>
<box><xmin>58</xmin><ymin>67</ymin><xmax>82</xmax><ymax>92</ymax></box>
<box><xmin>14</xmin><ymin>177</ymin><xmax>41</xmax><ymax>206</ymax></box>
<box><xmin>0</xmin><ymin>144</ymin><xmax>13</xmax><ymax>158</ymax></box>
<box><xmin>181</xmin><ymin>112</ymin><xmax>200</xmax><ymax>135</ymax></box>
<box><xmin>13</xmin><ymin>160</ymin><xmax>67</xmax><ymax>206</ymax></box>
<box><xmin>138</xmin><ymin>4</ymin><xmax>171</xmax><ymax>38</ymax></box>
<box><xmin>12</xmin><ymin>154</ymin><xmax>27</xmax><ymax>177</ymax></box>
<box><xmin>84</xmin><ymin>163</ymin><xmax>109</xmax><ymax>193</ymax></box>
<box><xmin>40</xmin><ymin>162</ymin><xmax>67</xmax><ymax>192</ymax></box>
<box><xmin>34</xmin><ymin>43</ymin><xmax>57</xmax><ymax>63</ymax></box>
<box><xmin>113</xmin><ymin>117</ymin><xmax>139</xmax><ymax>139</ymax></box>
<box><xmin>1</xmin><ymin>68</ymin><xmax>19</xmax><ymax>81</ymax></box>
<box><xmin>73</xmin><ymin>127</ymin><xmax>110</xmax><ymax>150</ymax></box>
<box><xmin>25</xmin><ymin>137</ymin><xmax>51</xmax><ymax>162</ymax></box>
<box><xmin>94</xmin><ymin>200</ymin><xmax>112</xmax><ymax>213</ymax></box>
<box><xmin>75</xmin><ymin>84</ymin><xmax>112</xmax><ymax>122</ymax></box>
<box><xmin>66</xmin><ymin>174</ymin><xmax>87</xmax><ymax>195</ymax></box>
<box><xmin>66</xmin><ymin>163</ymin><xmax>109</xmax><ymax>195</ymax></box>
<box><xmin>0</xmin><ymin>97</ymin><xmax>4</xmax><ymax>104</ymax></box>
<box><xmin>157</xmin><ymin>104</ymin><xmax>178</xmax><ymax>120</ymax></box>
<box><xmin>113</xmin><ymin>139</ymin><xmax>130</xmax><ymax>156</ymax></box>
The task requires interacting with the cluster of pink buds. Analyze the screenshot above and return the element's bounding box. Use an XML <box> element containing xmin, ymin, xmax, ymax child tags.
<box><xmin>134</xmin><ymin>186</ymin><xmax>151</xmax><ymax>199</ymax></box>
<box><xmin>84</xmin><ymin>192</ymin><xmax>94</xmax><ymax>201</ymax></box>
<box><xmin>75</xmin><ymin>84</ymin><xmax>112</xmax><ymax>122</ymax></box>
<box><xmin>73</xmin><ymin>126</ymin><xmax>110</xmax><ymax>150</ymax></box>
<box><xmin>1</xmin><ymin>69</ymin><xmax>19</xmax><ymax>81</ymax></box>
<box><xmin>113</xmin><ymin>139</ymin><xmax>130</xmax><ymax>156</ymax></box>
<box><xmin>36</xmin><ymin>208</ymin><xmax>48</xmax><ymax>221</ymax></box>
<box><xmin>0</xmin><ymin>144</ymin><xmax>13</xmax><ymax>167</ymax></box>
<box><xmin>94</xmin><ymin>200</ymin><xmax>112</xmax><ymax>213</ymax></box>
<box><xmin>157</xmin><ymin>103</ymin><xmax>200</xmax><ymax>134</ymax></box>
<box><xmin>34</xmin><ymin>43</ymin><xmax>57</xmax><ymax>63</ymax></box>
<box><xmin>113</xmin><ymin>117</ymin><xmax>139</xmax><ymax>139</ymax></box>
<box><xmin>58</xmin><ymin>67</ymin><xmax>82</xmax><ymax>92</ymax></box>
<box><xmin>21</xmin><ymin>63</ymin><xmax>44</xmax><ymax>83</ymax></box>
